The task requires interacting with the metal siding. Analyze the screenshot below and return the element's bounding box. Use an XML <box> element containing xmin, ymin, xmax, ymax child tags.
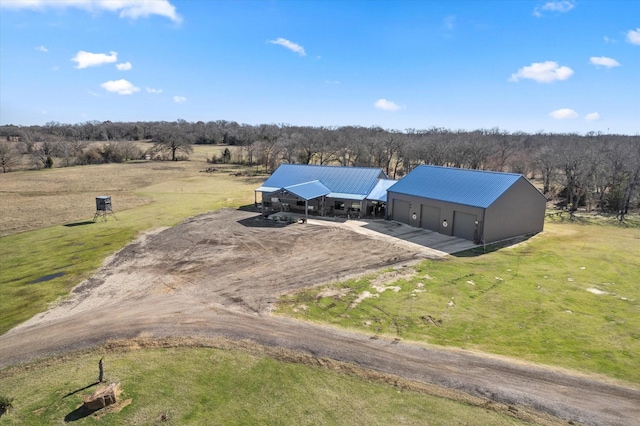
<box><xmin>453</xmin><ymin>211</ymin><xmax>477</xmax><ymax>241</ymax></box>
<box><xmin>420</xmin><ymin>205</ymin><xmax>441</xmax><ymax>231</ymax></box>
<box><xmin>393</xmin><ymin>199</ymin><xmax>410</xmax><ymax>224</ymax></box>
<box><xmin>388</xmin><ymin>165</ymin><xmax>521</xmax><ymax>208</ymax></box>
<box><xmin>483</xmin><ymin>177</ymin><xmax>546</xmax><ymax>243</ymax></box>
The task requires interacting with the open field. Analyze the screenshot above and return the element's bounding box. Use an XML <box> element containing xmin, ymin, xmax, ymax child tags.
<box><xmin>0</xmin><ymin>144</ymin><xmax>246</xmax><ymax>237</ymax></box>
<box><xmin>278</xmin><ymin>215</ymin><xmax>640</xmax><ymax>383</ymax></box>
<box><xmin>1</xmin><ymin>156</ymin><xmax>639</xmax><ymax>425</ymax></box>
<box><xmin>0</xmin><ymin>147</ymin><xmax>258</xmax><ymax>334</ymax></box>
<box><xmin>0</xmin><ymin>339</ymin><xmax>532</xmax><ymax>426</ymax></box>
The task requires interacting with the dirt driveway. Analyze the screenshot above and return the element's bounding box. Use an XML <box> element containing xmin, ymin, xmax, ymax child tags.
<box><xmin>2</xmin><ymin>209</ymin><xmax>639</xmax><ymax>426</ymax></box>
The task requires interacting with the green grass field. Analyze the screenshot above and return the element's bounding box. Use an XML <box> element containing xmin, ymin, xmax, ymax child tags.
<box><xmin>0</xmin><ymin>156</ymin><xmax>258</xmax><ymax>334</ymax></box>
<box><xmin>278</xmin><ymin>215</ymin><xmax>640</xmax><ymax>384</ymax></box>
<box><xmin>0</xmin><ymin>341</ymin><xmax>531</xmax><ymax>425</ymax></box>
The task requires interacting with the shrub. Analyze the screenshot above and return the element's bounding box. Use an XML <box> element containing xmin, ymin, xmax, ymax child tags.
<box><xmin>0</xmin><ymin>394</ymin><xmax>14</xmax><ymax>412</ymax></box>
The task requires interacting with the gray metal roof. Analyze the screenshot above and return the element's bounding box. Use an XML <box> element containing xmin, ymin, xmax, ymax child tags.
<box><xmin>367</xmin><ymin>179</ymin><xmax>397</xmax><ymax>202</ymax></box>
<box><xmin>257</xmin><ymin>164</ymin><xmax>388</xmax><ymax>199</ymax></box>
<box><xmin>388</xmin><ymin>165</ymin><xmax>529</xmax><ymax>208</ymax></box>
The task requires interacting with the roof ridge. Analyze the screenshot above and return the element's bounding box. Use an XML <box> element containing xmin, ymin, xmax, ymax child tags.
<box><xmin>416</xmin><ymin>164</ymin><xmax>522</xmax><ymax>177</ymax></box>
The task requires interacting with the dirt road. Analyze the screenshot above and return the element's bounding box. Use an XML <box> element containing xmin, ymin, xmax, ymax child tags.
<box><xmin>2</xmin><ymin>209</ymin><xmax>639</xmax><ymax>426</ymax></box>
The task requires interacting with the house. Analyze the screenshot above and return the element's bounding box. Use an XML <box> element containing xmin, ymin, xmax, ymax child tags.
<box><xmin>387</xmin><ymin>165</ymin><xmax>546</xmax><ymax>243</ymax></box>
<box><xmin>255</xmin><ymin>164</ymin><xmax>394</xmax><ymax>218</ymax></box>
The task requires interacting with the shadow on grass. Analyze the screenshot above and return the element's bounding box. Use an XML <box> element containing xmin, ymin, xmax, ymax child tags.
<box><xmin>452</xmin><ymin>234</ymin><xmax>535</xmax><ymax>258</ymax></box>
<box><xmin>64</xmin><ymin>221</ymin><xmax>95</xmax><ymax>228</ymax></box>
<box><xmin>237</xmin><ymin>204</ymin><xmax>259</xmax><ymax>212</ymax></box>
<box><xmin>62</xmin><ymin>381</ymin><xmax>100</xmax><ymax>399</ymax></box>
<box><xmin>64</xmin><ymin>405</ymin><xmax>98</xmax><ymax>422</ymax></box>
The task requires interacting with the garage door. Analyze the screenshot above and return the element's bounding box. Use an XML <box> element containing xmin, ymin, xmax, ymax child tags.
<box><xmin>420</xmin><ymin>205</ymin><xmax>441</xmax><ymax>232</ymax></box>
<box><xmin>393</xmin><ymin>199</ymin><xmax>410</xmax><ymax>224</ymax></box>
<box><xmin>453</xmin><ymin>211</ymin><xmax>477</xmax><ymax>241</ymax></box>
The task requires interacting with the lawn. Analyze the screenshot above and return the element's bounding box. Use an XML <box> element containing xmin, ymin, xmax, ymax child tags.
<box><xmin>0</xmin><ymin>149</ymin><xmax>259</xmax><ymax>334</ymax></box>
<box><xmin>0</xmin><ymin>340</ymin><xmax>533</xmax><ymax>425</ymax></box>
<box><xmin>277</xmin><ymin>215</ymin><xmax>640</xmax><ymax>384</ymax></box>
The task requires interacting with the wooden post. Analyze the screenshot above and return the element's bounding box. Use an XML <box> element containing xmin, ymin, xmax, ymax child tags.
<box><xmin>98</xmin><ymin>358</ymin><xmax>104</xmax><ymax>383</ymax></box>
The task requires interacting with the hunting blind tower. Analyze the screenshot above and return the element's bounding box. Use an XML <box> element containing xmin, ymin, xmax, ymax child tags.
<box><xmin>93</xmin><ymin>196</ymin><xmax>117</xmax><ymax>222</ymax></box>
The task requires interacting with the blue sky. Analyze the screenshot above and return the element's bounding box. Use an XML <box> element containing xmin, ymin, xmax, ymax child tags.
<box><xmin>1</xmin><ymin>0</ymin><xmax>638</xmax><ymax>134</ymax></box>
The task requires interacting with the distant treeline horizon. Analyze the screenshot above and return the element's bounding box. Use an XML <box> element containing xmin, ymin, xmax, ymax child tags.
<box><xmin>1</xmin><ymin>120</ymin><xmax>639</xmax><ymax>214</ymax></box>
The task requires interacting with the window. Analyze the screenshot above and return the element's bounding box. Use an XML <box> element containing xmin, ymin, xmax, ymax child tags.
<box><xmin>334</xmin><ymin>201</ymin><xmax>345</xmax><ymax>210</ymax></box>
<box><xmin>296</xmin><ymin>200</ymin><xmax>305</xmax><ymax>206</ymax></box>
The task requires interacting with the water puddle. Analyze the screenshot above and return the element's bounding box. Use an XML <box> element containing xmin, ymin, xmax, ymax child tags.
<box><xmin>31</xmin><ymin>272</ymin><xmax>65</xmax><ymax>284</ymax></box>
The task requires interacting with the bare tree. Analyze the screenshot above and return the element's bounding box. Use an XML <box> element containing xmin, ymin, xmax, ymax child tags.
<box><xmin>0</xmin><ymin>141</ymin><xmax>20</xmax><ymax>172</ymax></box>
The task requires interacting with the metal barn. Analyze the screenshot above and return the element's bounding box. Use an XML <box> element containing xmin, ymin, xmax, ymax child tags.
<box><xmin>387</xmin><ymin>165</ymin><xmax>546</xmax><ymax>243</ymax></box>
<box><xmin>255</xmin><ymin>164</ymin><xmax>393</xmax><ymax>218</ymax></box>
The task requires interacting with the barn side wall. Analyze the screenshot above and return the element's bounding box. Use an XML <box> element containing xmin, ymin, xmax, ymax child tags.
<box><xmin>483</xmin><ymin>178</ymin><xmax>546</xmax><ymax>243</ymax></box>
<box><xmin>387</xmin><ymin>191</ymin><xmax>484</xmax><ymax>239</ymax></box>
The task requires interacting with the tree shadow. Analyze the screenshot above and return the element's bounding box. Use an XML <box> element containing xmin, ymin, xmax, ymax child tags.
<box><xmin>64</xmin><ymin>405</ymin><xmax>98</xmax><ymax>422</ymax></box>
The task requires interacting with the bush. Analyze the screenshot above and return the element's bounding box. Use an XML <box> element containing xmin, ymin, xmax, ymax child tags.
<box><xmin>0</xmin><ymin>394</ymin><xmax>14</xmax><ymax>412</ymax></box>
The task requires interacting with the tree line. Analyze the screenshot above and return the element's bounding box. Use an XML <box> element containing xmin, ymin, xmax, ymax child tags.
<box><xmin>1</xmin><ymin>120</ymin><xmax>639</xmax><ymax>214</ymax></box>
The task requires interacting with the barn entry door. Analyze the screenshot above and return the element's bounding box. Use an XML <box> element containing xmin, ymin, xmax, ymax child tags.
<box><xmin>393</xmin><ymin>199</ymin><xmax>410</xmax><ymax>224</ymax></box>
<box><xmin>453</xmin><ymin>211</ymin><xmax>477</xmax><ymax>241</ymax></box>
<box><xmin>420</xmin><ymin>205</ymin><xmax>441</xmax><ymax>232</ymax></box>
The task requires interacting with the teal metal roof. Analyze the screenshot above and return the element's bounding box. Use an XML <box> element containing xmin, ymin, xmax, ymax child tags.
<box><xmin>257</xmin><ymin>164</ymin><xmax>388</xmax><ymax>199</ymax></box>
<box><xmin>388</xmin><ymin>165</ymin><xmax>528</xmax><ymax>208</ymax></box>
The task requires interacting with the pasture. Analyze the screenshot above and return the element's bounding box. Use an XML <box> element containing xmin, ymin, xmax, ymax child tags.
<box><xmin>278</xmin><ymin>214</ymin><xmax>640</xmax><ymax>384</ymax></box>
<box><xmin>0</xmin><ymin>340</ymin><xmax>530</xmax><ymax>425</ymax></box>
<box><xmin>0</xmin><ymin>146</ymin><xmax>258</xmax><ymax>334</ymax></box>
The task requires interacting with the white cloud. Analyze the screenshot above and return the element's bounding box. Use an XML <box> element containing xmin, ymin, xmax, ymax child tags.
<box><xmin>324</xmin><ymin>80</ymin><xmax>340</xmax><ymax>85</ymax></box>
<box><xmin>173</xmin><ymin>96</ymin><xmax>187</xmax><ymax>104</ymax></box>
<box><xmin>101</xmin><ymin>79</ymin><xmax>140</xmax><ymax>95</ymax></box>
<box><xmin>35</xmin><ymin>45</ymin><xmax>48</xmax><ymax>52</ymax></box>
<box><xmin>146</xmin><ymin>87</ymin><xmax>162</xmax><ymax>94</ymax></box>
<box><xmin>268</xmin><ymin>38</ymin><xmax>306</xmax><ymax>56</ymax></box>
<box><xmin>585</xmin><ymin>112</ymin><xmax>600</xmax><ymax>121</ymax></box>
<box><xmin>443</xmin><ymin>15</ymin><xmax>456</xmax><ymax>30</ymax></box>
<box><xmin>116</xmin><ymin>61</ymin><xmax>132</xmax><ymax>71</ymax></box>
<box><xmin>627</xmin><ymin>28</ymin><xmax>640</xmax><ymax>45</ymax></box>
<box><xmin>0</xmin><ymin>0</ymin><xmax>182</xmax><ymax>23</ymax></box>
<box><xmin>52</xmin><ymin>65</ymin><xmax>60</xmax><ymax>71</ymax></box>
<box><xmin>589</xmin><ymin>56</ymin><xmax>620</xmax><ymax>68</ymax></box>
<box><xmin>374</xmin><ymin>99</ymin><xmax>401</xmax><ymax>111</ymax></box>
<box><xmin>549</xmin><ymin>108</ymin><xmax>578</xmax><ymax>119</ymax></box>
<box><xmin>534</xmin><ymin>1</ymin><xmax>575</xmax><ymax>17</ymax></box>
<box><xmin>509</xmin><ymin>61</ymin><xmax>574</xmax><ymax>83</ymax></box>
<box><xmin>72</xmin><ymin>50</ymin><xmax>117</xmax><ymax>69</ymax></box>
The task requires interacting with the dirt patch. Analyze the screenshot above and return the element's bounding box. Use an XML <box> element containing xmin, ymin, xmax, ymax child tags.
<box><xmin>15</xmin><ymin>209</ymin><xmax>420</xmax><ymax>329</ymax></box>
